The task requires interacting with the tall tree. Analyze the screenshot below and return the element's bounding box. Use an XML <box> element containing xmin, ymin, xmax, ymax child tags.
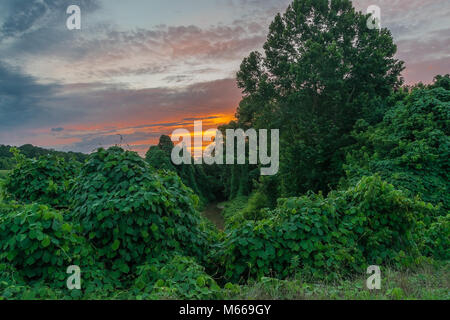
<box><xmin>235</xmin><ymin>0</ymin><xmax>404</xmax><ymax>196</ymax></box>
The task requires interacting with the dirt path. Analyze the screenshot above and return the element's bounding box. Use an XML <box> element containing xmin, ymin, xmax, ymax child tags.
<box><xmin>202</xmin><ymin>202</ymin><xmax>225</xmax><ymax>230</ymax></box>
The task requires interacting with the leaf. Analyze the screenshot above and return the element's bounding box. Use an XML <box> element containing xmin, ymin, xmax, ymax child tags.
<box><xmin>119</xmin><ymin>263</ymin><xmax>130</xmax><ymax>273</ymax></box>
<box><xmin>112</xmin><ymin>239</ymin><xmax>120</xmax><ymax>251</ymax></box>
<box><xmin>41</xmin><ymin>237</ymin><xmax>51</xmax><ymax>248</ymax></box>
<box><xmin>61</xmin><ymin>223</ymin><xmax>72</xmax><ymax>233</ymax></box>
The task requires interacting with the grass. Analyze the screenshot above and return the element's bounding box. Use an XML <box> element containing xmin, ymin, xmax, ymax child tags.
<box><xmin>223</xmin><ymin>262</ymin><xmax>449</xmax><ymax>300</ymax></box>
<box><xmin>219</xmin><ymin>196</ymin><xmax>249</xmax><ymax>229</ymax></box>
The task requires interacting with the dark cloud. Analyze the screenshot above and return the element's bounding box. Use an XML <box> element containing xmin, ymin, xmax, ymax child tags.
<box><xmin>51</xmin><ymin>127</ymin><xmax>64</xmax><ymax>132</ymax></box>
<box><xmin>163</xmin><ymin>75</ymin><xmax>193</xmax><ymax>83</ymax></box>
<box><xmin>1</xmin><ymin>0</ymin><xmax>47</xmax><ymax>38</ymax></box>
<box><xmin>183</xmin><ymin>116</ymin><xmax>220</xmax><ymax>121</ymax></box>
<box><xmin>0</xmin><ymin>0</ymin><xmax>102</xmax><ymax>66</ymax></box>
<box><xmin>0</xmin><ymin>62</ymin><xmax>61</xmax><ymax>128</ymax></box>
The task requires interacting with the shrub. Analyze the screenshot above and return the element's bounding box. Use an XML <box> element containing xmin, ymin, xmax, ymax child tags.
<box><xmin>222</xmin><ymin>196</ymin><xmax>249</xmax><ymax>228</ymax></box>
<box><xmin>0</xmin><ymin>202</ymin><xmax>93</xmax><ymax>283</ymax></box>
<box><xmin>218</xmin><ymin>175</ymin><xmax>432</xmax><ymax>283</ymax></box>
<box><xmin>241</xmin><ymin>191</ymin><xmax>270</xmax><ymax>221</ymax></box>
<box><xmin>70</xmin><ymin>147</ymin><xmax>210</xmax><ymax>275</ymax></box>
<box><xmin>3</xmin><ymin>148</ymin><xmax>80</xmax><ymax>208</ymax></box>
<box><xmin>218</xmin><ymin>193</ymin><xmax>362</xmax><ymax>283</ymax></box>
<box><xmin>0</xmin><ymin>264</ymin><xmax>63</xmax><ymax>300</ymax></box>
<box><xmin>133</xmin><ymin>255</ymin><xmax>222</xmax><ymax>300</ymax></box>
<box><xmin>0</xmin><ymin>170</ymin><xmax>9</xmax><ymax>179</ymax></box>
<box><xmin>420</xmin><ymin>214</ymin><xmax>450</xmax><ymax>260</ymax></box>
<box><xmin>344</xmin><ymin>84</ymin><xmax>450</xmax><ymax>211</ymax></box>
<box><xmin>338</xmin><ymin>175</ymin><xmax>422</xmax><ymax>264</ymax></box>
<box><xmin>0</xmin><ymin>263</ymin><xmax>25</xmax><ymax>299</ymax></box>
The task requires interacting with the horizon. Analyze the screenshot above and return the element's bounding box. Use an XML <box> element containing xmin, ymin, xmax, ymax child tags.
<box><xmin>1</xmin><ymin>0</ymin><xmax>449</xmax><ymax>155</ymax></box>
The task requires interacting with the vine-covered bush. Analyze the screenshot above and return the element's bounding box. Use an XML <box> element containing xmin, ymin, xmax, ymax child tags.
<box><xmin>338</xmin><ymin>175</ymin><xmax>426</xmax><ymax>264</ymax></box>
<box><xmin>420</xmin><ymin>214</ymin><xmax>450</xmax><ymax>260</ymax></box>
<box><xmin>218</xmin><ymin>175</ymin><xmax>433</xmax><ymax>283</ymax></box>
<box><xmin>70</xmin><ymin>147</ymin><xmax>210</xmax><ymax>275</ymax></box>
<box><xmin>0</xmin><ymin>202</ymin><xmax>93</xmax><ymax>282</ymax></box>
<box><xmin>0</xmin><ymin>263</ymin><xmax>65</xmax><ymax>300</ymax></box>
<box><xmin>3</xmin><ymin>148</ymin><xmax>80</xmax><ymax>208</ymax></box>
<box><xmin>344</xmin><ymin>84</ymin><xmax>450</xmax><ymax>211</ymax></box>
<box><xmin>133</xmin><ymin>255</ymin><xmax>222</xmax><ymax>299</ymax></box>
<box><xmin>217</xmin><ymin>194</ymin><xmax>361</xmax><ymax>282</ymax></box>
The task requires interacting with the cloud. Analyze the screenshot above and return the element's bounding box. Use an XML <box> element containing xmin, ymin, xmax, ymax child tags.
<box><xmin>183</xmin><ymin>116</ymin><xmax>220</xmax><ymax>121</ymax></box>
<box><xmin>352</xmin><ymin>0</ymin><xmax>450</xmax><ymax>83</ymax></box>
<box><xmin>0</xmin><ymin>0</ymin><xmax>274</xmax><ymax>88</ymax></box>
<box><xmin>0</xmin><ymin>62</ymin><xmax>61</xmax><ymax>128</ymax></box>
<box><xmin>1</xmin><ymin>0</ymin><xmax>449</xmax><ymax>152</ymax></box>
<box><xmin>0</xmin><ymin>0</ymin><xmax>100</xmax><ymax>39</ymax></box>
<box><xmin>0</xmin><ymin>70</ymin><xmax>241</xmax><ymax>153</ymax></box>
<box><xmin>4</xmin><ymin>22</ymin><xmax>267</xmax><ymax>87</ymax></box>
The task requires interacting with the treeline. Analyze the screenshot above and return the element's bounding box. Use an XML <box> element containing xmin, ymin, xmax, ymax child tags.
<box><xmin>145</xmin><ymin>136</ymin><xmax>223</xmax><ymax>206</ymax></box>
<box><xmin>212</xmin><ymin>0</ymin><xmax>450</xmax><ymax>218</ymax></box>
<box><xmin>218</xmin><ymin>76</ymin><xmax>450</xmax><ymax>215</ymax></box>
<box><xmin>0</xmin><ymin>144</ymin><xmax>88</xmax><ymax>170</ymax></box>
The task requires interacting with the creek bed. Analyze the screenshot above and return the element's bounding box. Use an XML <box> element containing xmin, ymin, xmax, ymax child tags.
<box><xmin>202</xmin><ymin>202</ymin><xmax>225</xmax><ymax>230</ymax></box>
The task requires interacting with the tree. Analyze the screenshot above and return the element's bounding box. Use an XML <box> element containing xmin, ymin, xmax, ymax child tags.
<box><xmin>235</xmin><ymin>0</ymin><xmax>404</xmax><ymax>196</ymax></box>
<box><xmin>145</xmin><ymin>146</ymin><xmax>175</xmax><ymax>171</ymax></box>
<box><xmin>145</xmin><ymin>136</ymin><xmax>220</xmax><ymax>205</ymax></box>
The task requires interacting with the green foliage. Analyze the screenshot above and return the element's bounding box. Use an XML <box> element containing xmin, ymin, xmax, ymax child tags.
<box><xmin>218</xmin><ymin>195</ymin><xmax>360</xmax><ymax>283</ymax></box>
<box><xmin>3</xmin><ymin>148</ymin><xmax>80</xmax><ymax>208</ymax></box>
<box><xmin>133</xmin><ymin>255</ymin><xmax>222</xmax><ymax>300</ymax></box>
<box><xmin>0</xmin><ymin>170</ymin><xmax>10</xmax><ymax>179</ymax></box>
<box><xmin>344</xmin><ymin>80</ymin><xmax>450</xmax><ymax>211</ymax></box>
<box><xmin>420</xmin><ymin>214</ymin><xmax>450</xmax><ymax>260</ymax></box>
<box><xmin>0</xmin><ymin>202</ymin><xmax>93</xmax><ymax>282</ymax></box>
<box><xmin>0</xmin><ymin>1</ymin><xmax>448</xmax><ymax>302</ymax></box>
<box><xmin>232</xmin><ymin>0</ymin><xmax>404</xmax><ymax>196</ymax></box>
<box><xmin>218</xmin><ymin>175</ymin><xmax>433</xmax><ymax>283</ymax></box>
<box><xmin>221</xmin><ymin>196</ymin><xmax>249</xmax><ymax>228</ymax></box>
<box><xmin>0</xmin><ymin>261</ymin><xmax>121</xmax><ymax>300</ymax></box>
<box><xmin>241</xmin><ymin>191</ymin><xmax>270</xmax><ymax>221</ymax></box>
<box><xmin>145</xmin><ymin>146</ymin><xmax>176</xmax><ymax>171</ymax></box>
<box><xmin>70</xmin><ymin>147</ymin><xmax>210</xmax><ymax>275</ymax></box>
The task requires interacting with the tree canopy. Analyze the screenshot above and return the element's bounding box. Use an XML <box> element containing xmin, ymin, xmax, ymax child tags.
<box><xmin>234</xmin><ymin>0</ymin><xmax>404</xmax><ymax>196</ymax></box>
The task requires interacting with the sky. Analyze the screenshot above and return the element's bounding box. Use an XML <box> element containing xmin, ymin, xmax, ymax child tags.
<box><xmin>0</xmin><ymin>0</ymin><xmax>449</xmax><ymax>154</ymax></box>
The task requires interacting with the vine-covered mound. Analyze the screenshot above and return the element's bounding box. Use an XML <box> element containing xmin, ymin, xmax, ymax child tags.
<box><xmin>0</xmin><ymin>202</ymin><xmax>93</xmax><ymax>282</ymax></box>
<box><xmin>344</xmin><ymin>85</ymin><xmax>450</xmax><ymax>211</ymax></box>
<box><xmin>132</xmin><ymin>255</ymin><xmax>222</xmax><ymax>299</ymax></box>
<box><xmin>218</xmin><ymin>175</ymin><xmax>437</xmax><ymax>282</ymax></box>
<box><xmin>69</xmin><ymin>147</ymin><xmax>210</xmax><ymax>274</ymax></box>
<box><xmin>3</xmin><ymin>148</ymin><xmax>80</xmax><ymax>208</ymax></box>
